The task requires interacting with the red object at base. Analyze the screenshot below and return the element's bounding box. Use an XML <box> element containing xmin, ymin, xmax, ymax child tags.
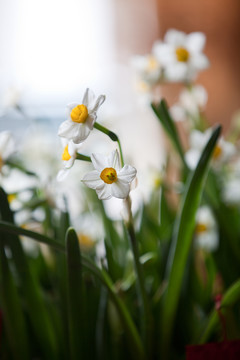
<box><xmin>186</xmin><ymin>339</ymin><xmax>240</xmax><ymax>359</ymax></box>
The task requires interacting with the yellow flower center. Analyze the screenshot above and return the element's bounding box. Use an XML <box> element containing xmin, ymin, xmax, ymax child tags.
<box><xmin>70</xmin><ymin>104</ymin><xmax>88</xmax><ymax>123</ymax></box>
<box><xmin>7</xmin><ymin>194</ymin><xmax>17</xmax><ymax>203</ymax></box>
<box><xmin>175</xmin><ymin>47</ymin><xmax>190</xmax><ymax>62</ymax></box>
<box><xmin>147</xmin><ymin>55</ymin><xmax>158</xmax><ymax>71</ymax></box>
<box><xmin>100</xmin><ymin>167</ymin><xmax>117</xmax><ymax>184</ymax></box>
<box><xmin>213</xmin><ymin>145</ymin><xmax>222</xmax><ymax>160</ymax></box>
<box><xmin>195</xmin><ymin>223</ymin><xmax>208</xmax><ymax>234</ymax></box>
<box><xmin>78</xmin><ymin>233</ymin><xmax>95</xmax><ymax>250</ymax></box>
<box><xmin>62</xmin><ymin>145</ymin><xmax>71</xmax><ymax>161</ymax></box>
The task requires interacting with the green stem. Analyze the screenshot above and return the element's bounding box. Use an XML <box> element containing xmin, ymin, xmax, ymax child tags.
<box><xmin>124</xmin><ymin>196</ymin><xmax>152</xmax><ymax>356</ymax></box>
<box><xmin>76</xmin><ymin>153</ymin><xmax>91</xmax><ymax>162</ymax></box>
<box><xmin>94</xmin><ymin>122</ymin><xmax>124</xmax><ymax>166</ymax></box>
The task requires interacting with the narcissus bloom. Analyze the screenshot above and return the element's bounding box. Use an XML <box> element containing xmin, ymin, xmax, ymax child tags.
<box><xmin>153</xmin><ymin>29</ymin><xmax>209</xmax><ymax>82</ymax></box>
<box><xmin>58</xmin><ymin>88</ymin><xmax>105</xmax><ymax>144</ymax></box>
<box><xmin>82</xmin><ymin>150</ymin><xmax>137</xmax><ymax>200</ymax></box>
<box><xmin>0</xmin><ymin>131</ymin><xmax>15</xmax><ymax>170</ymax></box>
<box><xmin>185</xmin><ymin>129</ymin><xmax>235</xmax><ymax>170</ymax></box>
<box><xmin>57</xmin><ymin>140</ymin><xmax>82</xmax><ymax>181</ymax></box>
<box><xmin>194</xmin><ymin>206</ymin><xmax>218</xmax><ymax>251</ymax></box>
<box><xmin>131</xmin><ymin>54</ymin><xmax>162</xmax><ymax>87</ymax></box>
<box><xmin>171</xmin><ymin>85</ymin><xmax>208</xmax><ymax>122</ymax></box>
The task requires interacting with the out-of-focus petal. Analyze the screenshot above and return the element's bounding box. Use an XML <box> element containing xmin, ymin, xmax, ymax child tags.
<box><xmin>186</xmin><ymin>32</ymin><xmax>206</xmax><ymax>53</ymax></box>
<box><xmin>190</xmin><ymin>53</ymin><xmax>209</xmax><ymax>70</ymax></box>
<box><xmin>57</xmin><ymin>168</ymin><xmax>71</xmax><ymax>182</ymax></box>
<box><xmin>164</xmin><ymin>29</ymin><xmax>186</xmax><ymax>46</ymax></box>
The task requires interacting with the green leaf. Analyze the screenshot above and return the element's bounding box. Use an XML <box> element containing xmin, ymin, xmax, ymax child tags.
<box><xmin>66</xmin><ymin>227</ymin><xmax>86</xmax><ymax>360</ymax></box>
<box><xmin>160</xmin><ymin>125</ymin><xmax>221</xmax><ymax>357</ymax></box>
<box><xmin>151</xmin><ymin>99</ymin><xmax>187</xmax><ymax>167</ymax></box>
<box><xmin>0</xmin><ymin>187</ymin><xmax>59</xmax><ymax>360</ymax></box>
<box><xmin>0</xmin><ymin>242</ymin><xmax>30</xmax><ymax>360</ymax></box>
<box><xmin>0</xmin><ymin>220</ymin><xmax>65</xmax><ymax>252</ymax></box>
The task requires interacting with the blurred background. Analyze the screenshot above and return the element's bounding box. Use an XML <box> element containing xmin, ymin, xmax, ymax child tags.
<box><xmin>0</xmin><ymin>0</ymin><xmax>240</xmax><ymax>166</ymax></box>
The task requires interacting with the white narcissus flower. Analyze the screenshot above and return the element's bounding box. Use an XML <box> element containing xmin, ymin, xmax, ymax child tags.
<box><xmin>82</xmin><ymin>150</ymin><xmax>137</xmax><ymax>200</ymax></box>
<box><xmin>57</xmin><ymin>140</ymin><xmax>82</xmax><ymax>181</ymax></box>
<box><xmin>185</xmin><ymin>129</ymin><xmax>236</xmax><ymax>170</ymax></box>
<box><xmin>0</xmin><ymin>131</ymin><xmax>15</xmax><ymax>170</ymax></box>
<box><xmin>58</xmin><ymin>88</ymin><xmax>105</xmax><ymax>144</ymax></box>
<box><xmin>171</xmin><ymin>85</ymin><xmax>208</xmax><ymax>122</ymax></box>
<box><xmin>194</xmin><ymin>206</ymin><xmax>218</xmax><ymax>251</ymax></box>
<box><xmin>153</xmin><ymin>29</ymin><xmax>209</xmax><ymax>82</ymax></box>
<box><xmin>131</xmin><ymin>54</ymin><xmax>162</xmax><ymax>87</ymax></box>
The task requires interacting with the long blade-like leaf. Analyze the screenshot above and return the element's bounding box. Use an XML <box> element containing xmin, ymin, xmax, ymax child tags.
<box><xmin>0</xmin><ymin>241</ymin><xmax>30</xmax><ymax>360</ymax></box>
<box><xmin>66</xmin><ymin>227</ymin><xmax>86</xmax><ymax>360</ymax></box>
<box><xmin>160</xmin><ymin>125</ymin><xmax>221</xmax><ymax>357</ymax></box>
<box><xmin>0</xmin><ymin>188</ymin><xmax>59</xmax><ymax>360</ymax></box>
<box><xmin>151</xmin><ymin>99</ymin><xmax>187</xmax><ymax>166</ymax></box>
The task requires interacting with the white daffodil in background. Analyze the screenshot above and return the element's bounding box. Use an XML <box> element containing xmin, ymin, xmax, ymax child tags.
<box><xmin>131</xmin><ymin>54</ymin><xmax>162</xmax><ymax>89</ymax></box>
<box><xmin>57</xmin><ymin>139</ymin><xmax>82</xmax><ymax>181</ymax></box>
<box><xmin>194</xmin><ymin>205</ymin><xmax>218</xmax><ymax>252</ymax></box>
<box><xmin>58</xmin><ymin>88</ymin><xmax>105</xmax><ymax>144</ymax></box>
<box><xmin>153</xmin><ymin>29</ymin><xmax>209</xmax><ymax>82</ymax></box>
<box><xmin>0</xmin><ymin>131</ymin><xmax>15</xmax><ymax>171</ymax></box>
<box><xmin>185</xmin><ymin>129</ymin><xmax>236</xmax><ymax>170</ymax></box>
<box><xmin>170</xmin><ymin>85</ymin><xmax>208</xmax><ymax>122</ymax></box>
<box><xmin>82</xmin><ymin>150</ymin><xmax>137</xmax><ymax>200</ymax></box>
<box><xmin>222</xmin><ymin>159</ymin><xmax>240</xmax><ymax>206</ymax></box>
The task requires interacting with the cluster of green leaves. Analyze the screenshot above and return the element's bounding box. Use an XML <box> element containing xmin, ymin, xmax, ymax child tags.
<box><xmin>0</xmin><ymin>101</ymin><xmax>240</xmax><ymax>359</ymax></box>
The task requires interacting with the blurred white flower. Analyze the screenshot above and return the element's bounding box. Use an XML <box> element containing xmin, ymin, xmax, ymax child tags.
<box><xmin>222</xmin><ymin>178</ymin><xmax>240</xmax><ymax>205</ymax></box>
<box><xmin>131</xmin><ymin>54</ymin><xmax>162</xmax><ymax>88</ymax></box>
<box><xmin>185</xmin><ymin>129</ymin><xmax>235</xmax><ymax>170</ymax></box>
<box><xmin>222</xmin><ymin>159</ymin><xmax>240</xmax><ymax>205</ymax></box>
<box><xmin>58</xmin><ymin>88</ymin><xmax>105</xmax><ymax>144</ymax></box>
<box><xmin>0</xmin><ymin>131</ymin><xmax>15</xmax><ymax>171</ymax></box>
<box><xmin>171</xmin><ymin>85</ymin><xmax>208</xmax><ymax>122</ymax></box>
<box><xmin>153</xmin><ymin>29</ymin><xmax>209</xmax><ymax>82</ymax></box>
<box><xmin>57</xmin><ymin>139</ymin><xmax>82</xmax><ymax>181</ymax></box>
<box><xmin>194</xmin><ymin>205</ymin><xmax>218</xmax><ymax>251</ymax></box>
<box><xmin>82</xmin><ymin>150</ymin><xmax>137</xmax><ymax>200</ymax></box>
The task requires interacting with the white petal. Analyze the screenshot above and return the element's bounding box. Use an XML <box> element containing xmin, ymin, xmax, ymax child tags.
<box><xmin>190</xmin><ymin>54</ymin><xmax>209</xmax><ymax>70</ymax></box>
<box><xmin>185</xmin><ymin>149</ymin><xmax>201</xmax><ymax>170</ymax></box>
<box><xmin>165</xmin><ymin>63</ymin><xmax>187</xmax><ymax>82</ymax></box>
<box><xmin>72</xmin><ymin>124</ymin><xmax>91</xmax><ymax>144</ymax></box>
<box><xmin>66</xmin><ymin>102</ymin><xmax>79</xmax><ymax>111</ymax></box>
<box><xmin>91</xmin><ymin>153</ymin><xmax>108</xmax><ymax>171</ymax></box>
<box><xmin>57</xmin><ymin>168</ymin><xmax>70</xmax><ymax>182</ymax></box>
<box><xmin>96</xmin><ymin>183</ymin><xmax>112</xmax><ymax>200</ymax></box>
<box><xmin>68</xmin><ymin>140</ymin><xmax>82</xmax><ymax>155</ymax></box>
<box><xmin>82</xmin><ymin>88</ymin><xmax>95</xmax><ymax>108</ymax></box>
<box><xmin>82</xmin><ymin>170</ymin><xmax>102</xmax><ymax>189</ymax></box>
<box><xmin>111</xmin><ymin>180</ymin><xmax>130</xmax><ymax>199</ymax></box>
<box><xmin>117</xmin><ymin>165</ymin><xmax>137</xmax><ymax>183</ymax></box>
<box><xmin>108</xmin><ymin>150</ymin><xmax>120</xmax><ymax>170</ymax></box>
<box><xmin>85</xmin><ymin>114</ymin><xmax>96</xmax><ymax>130</ymax></box>
<box><xmin>58</xmin><ymin>120</ymin><xmax>78</xmax><ymax>139</ymax></box>
<box><xmin>164</xmin><ymin>29</ymin><xmax>186</xmax><ymax>46</ymax></box>
<box><xmin>186</xmin><ymin>32</ymin><xmax>206</xmax><ymax>53</ymax></box>
<box><xmin>91</xmin><ymin>95</ymin><xmax>106</xmax><ymax>113</ymax></box>
<box><xmin>154</xmin><ymin>43</ymin><xmax>175</xmax><ymax>65</ymax></box>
